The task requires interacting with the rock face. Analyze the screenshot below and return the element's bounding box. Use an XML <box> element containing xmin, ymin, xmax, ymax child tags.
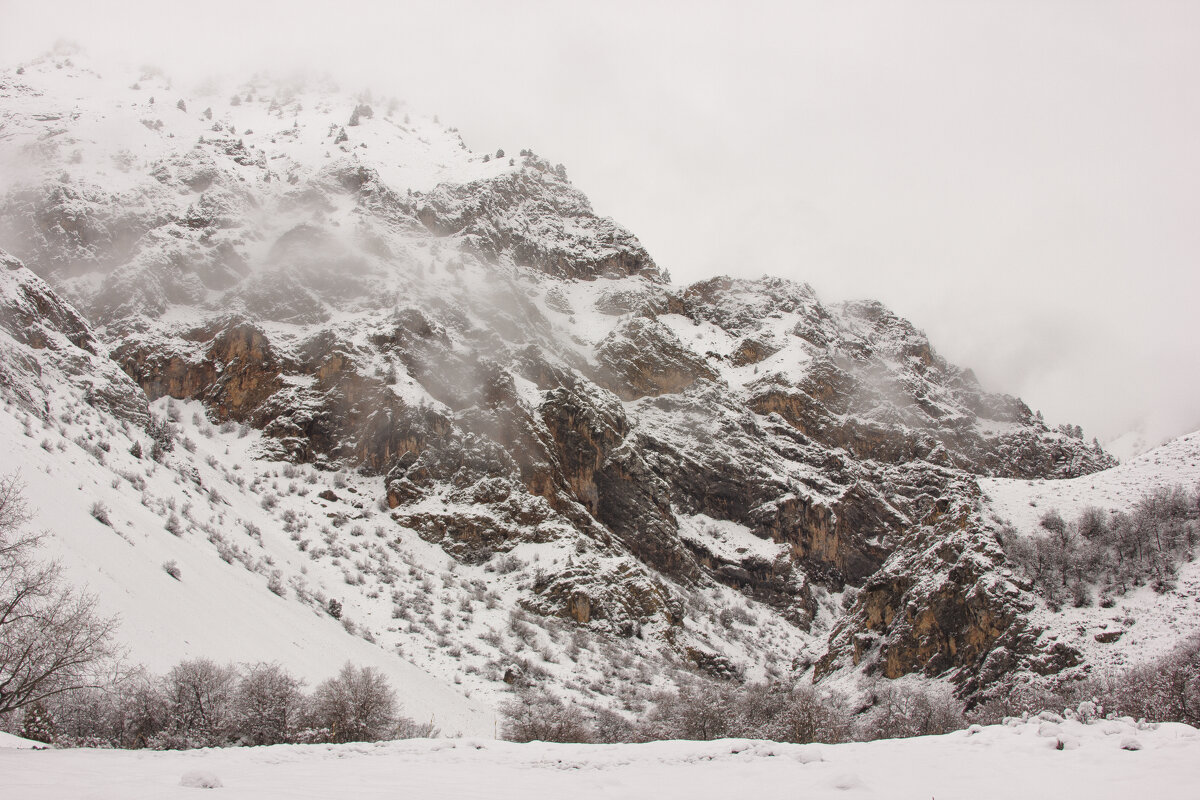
<box><xmin>595</xmin><ymin>318</ymin><xmax>718</xmax><ymax>400</ymax></box>
<box><xmin>416</xmin><ymin>166</ymin><xmax>661</xmax><ymax>282</ymax></box>
<box><xmin>814</xmin><ymin>487</ymin><xmax>1082</xmax><ymax>700</ymax></box>
<box><xmin>0</xmin><ymin>54</ymin><xmax>1119</xmax><ymax>699</ymax></box>
<box><xmin>0</xmin><ymin>248</ymin><xmax>147</xmax><ymax>423</ymax></box>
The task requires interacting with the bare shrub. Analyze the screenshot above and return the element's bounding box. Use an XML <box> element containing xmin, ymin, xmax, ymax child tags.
<box><xmin>89</xmin><ymin>501</ymin><xmax>111</xmax><ymax>526</ymax></box>
<box><xmin>235</xmin><ymin>662</ymin><xmax>305</xmax><ymax>746</ymax></box>
<box><xmin>500</xmin><ymin>688</ymin><xmax>593</xmax><ymax>743</ymax></box>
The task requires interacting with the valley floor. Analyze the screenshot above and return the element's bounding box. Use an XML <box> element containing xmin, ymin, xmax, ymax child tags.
<box><xmin>2</xmin><ymin>717</ymin><xmax>1197</xmax><ymax>799</ymax></box>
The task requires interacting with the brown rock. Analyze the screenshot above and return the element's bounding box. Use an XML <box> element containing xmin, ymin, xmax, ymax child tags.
<box><xmin>594</xmin><ymin>318</ymin><xmax>717</xmax><ymax>400</ymax></box>
<box><xmin>729</xmin><ymin>337</ymin><xmax>779</xmax><ymax>367</ymax></box>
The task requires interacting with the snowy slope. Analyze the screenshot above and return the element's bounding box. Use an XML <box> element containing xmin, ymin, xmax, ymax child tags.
<box><xmin>0</xmin><ymin>46</ymin><xmax>1151</xmax><ymax>715</ymax></box>
<box><xmin>0</xmin><ymin>403</ymin><xmax>493</xmax><ymax>736</ymax></box>
<box><xmin>0</xmin><ymin>255</ymin><xmax>814</xmax><ymax>726</ymax></box>
<box><xmin>2</xmin><ymin>717</ymin><xmax>1197</xmax><ymax>800</ymax></box>
<box><xmin>982</xmin><ymin>431</ymin><xmax>1200</xmax><ymax>531</ymax></box>
<box><xmin>981</xmin><ymin>431</ymin><xmax>1200</xmax><ymax>671</ymax></box>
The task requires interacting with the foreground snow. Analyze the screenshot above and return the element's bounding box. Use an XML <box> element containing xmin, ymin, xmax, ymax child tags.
<box><xmin>1</xmin><ymin>717</ymin><xmax>1196</xmax><ymax>799</ymax></box>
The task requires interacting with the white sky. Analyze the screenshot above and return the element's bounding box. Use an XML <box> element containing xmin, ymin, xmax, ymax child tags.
<box><xmin>2</xmin><ymin>0</ymin><xmax>1198</xmax><ymax>445</ymax></box>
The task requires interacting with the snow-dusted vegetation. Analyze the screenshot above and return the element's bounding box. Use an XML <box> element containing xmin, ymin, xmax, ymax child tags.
<box><xmin>21</xmin><ymin>659</ymin><xmax>433</xmax><ymax>749</ymax></box>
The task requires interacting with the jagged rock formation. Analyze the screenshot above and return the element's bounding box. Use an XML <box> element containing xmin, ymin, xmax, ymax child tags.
<box><xmin>0</xmin><ymin>52</ymin><xmax>1118</xmax><ymax>700</ymax></box>
<box><xmin>0</xmin><ymin>248</ymin><xmax>147</xmax><ymax>423</ymax></box>
<box><xmin>814</xmin><ymin>485</ymin><xmax>1083</xmax><ymax>701</ymax></box>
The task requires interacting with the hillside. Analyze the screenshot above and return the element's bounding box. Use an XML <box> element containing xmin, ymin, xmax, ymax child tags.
<box><xmin>980</xmin><ymin>432</ymin><xmax>1200</xmax><ymax>675</ymax></box>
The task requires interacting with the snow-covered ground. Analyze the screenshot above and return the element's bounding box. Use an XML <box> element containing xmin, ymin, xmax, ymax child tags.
<box><xmin>1</xmin><ymin>716</ymin><xmax>1197</xmax><ymax>799</ymax></box>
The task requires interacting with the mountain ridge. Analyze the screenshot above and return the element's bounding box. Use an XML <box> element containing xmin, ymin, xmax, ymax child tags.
<box><xmin>2</xmin><ymin>50</ymin><xmax>1172</xmax><ymax>722</ymax></box>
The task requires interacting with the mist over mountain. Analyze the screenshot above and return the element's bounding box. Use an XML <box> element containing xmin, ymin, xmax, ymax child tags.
<box><xmin>7</xmin><ymin>1</ymin><xmax>1200</xmax><ymax>451</ymax></box>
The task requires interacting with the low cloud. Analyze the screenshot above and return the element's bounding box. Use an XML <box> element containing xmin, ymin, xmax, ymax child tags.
<box><xmin>2</xmin><ymin>1</ymin><xmax>1197</xmax><ymax>444</ymax></box>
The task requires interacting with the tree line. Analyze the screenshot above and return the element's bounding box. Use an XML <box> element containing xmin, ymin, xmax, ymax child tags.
<box><xmin>11</xmin><ymin>658</ymin><xmax>433</xmax><ymax>748</ymax></box>
<box><xmin>502</xmin><ymin>679</ymin><xmax>964</xmax><ymax>745</ymax></box>
<box><xmin>501</xmin><ymin>632</ymin><xmax>1200</xmax><ymax>744</ymax></box>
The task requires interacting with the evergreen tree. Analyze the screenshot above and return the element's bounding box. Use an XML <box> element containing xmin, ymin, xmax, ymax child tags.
<box><xmin>19</xmin><ymin>701</ymin><xmax>56</xmax><ymax>744</ymax></box>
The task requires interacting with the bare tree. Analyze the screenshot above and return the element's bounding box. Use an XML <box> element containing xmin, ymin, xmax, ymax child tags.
<box><xmin>308</xmin><ymin>662</ymin><xmax>398</xmax><ymax>742</ymax></box>
<box><xmin>162</xmin><ymin>658</ymin><xmax>237</xmax><ymax>745</ymax></box>
<box><xmin>0</xmin><ymin>473</ymin><xmax>119</xmax><ymax>716</ymax></box>
<box><xmin>235</xmin><ymin>662</ymin><xmax>305</xmax><ymax>745</ymax></box>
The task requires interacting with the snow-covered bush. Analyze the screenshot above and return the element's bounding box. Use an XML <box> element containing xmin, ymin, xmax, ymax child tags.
<box><xmin>89</xmin><ymin>501</ymin><xmax>111</xmax><ymax>526</ymax></box>
<box><xmin>731</xmin><ymin>682</ymin><xmax>854</xmax><ymax>744</ymax></box>
<box><xmin>160</xmin><ymin>659</ymin><xmax>239</xmax><ymax>747</ymax></box>
<box><xmin>861</xmin><ymin>682</ymin><xmax>964</xmax><ymax>740</ymax></box>
<box><xmin>147</xmin><ymin>416</ymin><xmax>175</xmax><ymax>461</ymax></box>
<box><xmin>234</xmin><ymin>662</ymin><xmax>305</xmax><ymax>746</ymax></box>
<box><xmin>19</xmin><ymin>702</ymin><xmax>56</xmax><ymax>744</ymax></box>
<box><xmin>305</xmin><ymin>663</ymin><xmax>398</xmax><ymax>743</ymax></box>
<box><xmin>501</xmin><ymin>688</ymin><xmax>593</xmax><ymax>743</ymax></box>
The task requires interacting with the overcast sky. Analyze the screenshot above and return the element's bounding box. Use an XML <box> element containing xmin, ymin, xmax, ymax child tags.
<box><xmin>3</xmin><ymin>1</ymin><xmax>1198</xmax><ymax>446</ymax></box>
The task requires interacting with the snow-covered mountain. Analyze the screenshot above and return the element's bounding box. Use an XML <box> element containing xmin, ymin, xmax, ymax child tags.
<box><xmin>2</xmin><ymin>47</ymin><xmax>1192</xmax><ymax>723</ymax></box>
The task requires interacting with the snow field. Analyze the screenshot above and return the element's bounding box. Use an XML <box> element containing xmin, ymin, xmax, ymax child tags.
<box><xmin>1</xmin><ymin>716</ymin><xmax>1197</xmax><ymax>800</ymax></box>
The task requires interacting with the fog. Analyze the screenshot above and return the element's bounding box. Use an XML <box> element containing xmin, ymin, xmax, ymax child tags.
<box><xmin>3</xmin><ymin>0</ymin><xmax>1198</xmax><ymax>446</ymax></box>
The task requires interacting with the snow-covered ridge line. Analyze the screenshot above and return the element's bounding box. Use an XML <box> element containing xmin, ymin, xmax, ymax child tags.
<box><xmin>982</xmin><ymin>430</ymin><xmax>1200</xmax><ymax>532</ymax></box>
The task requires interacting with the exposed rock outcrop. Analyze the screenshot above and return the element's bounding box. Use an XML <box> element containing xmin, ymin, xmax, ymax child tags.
<box><xmin>0</xmin><ymin>248</ymin><xmax>147</xmax><ymax>423</ymax></box>
<box><xmin>415</xmin><ymin>167</ymin><xmax>661</xmax><ymax>282</ymax></box>
<box><xmin>814</xmin><ymin>489</ymin><xmax>1082</xmax><ymax>702</ymax></box>
<box><xmin>595</xmin><ymin>318</ymin><xmax>718</xmax><ymax>400</ymax></box>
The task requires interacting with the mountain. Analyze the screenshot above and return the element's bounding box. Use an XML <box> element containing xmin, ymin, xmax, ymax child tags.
<box><xmin>4</xmin><ymin>48</ymin><xmax>1179</xmax><ymax>722</ymax></box>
